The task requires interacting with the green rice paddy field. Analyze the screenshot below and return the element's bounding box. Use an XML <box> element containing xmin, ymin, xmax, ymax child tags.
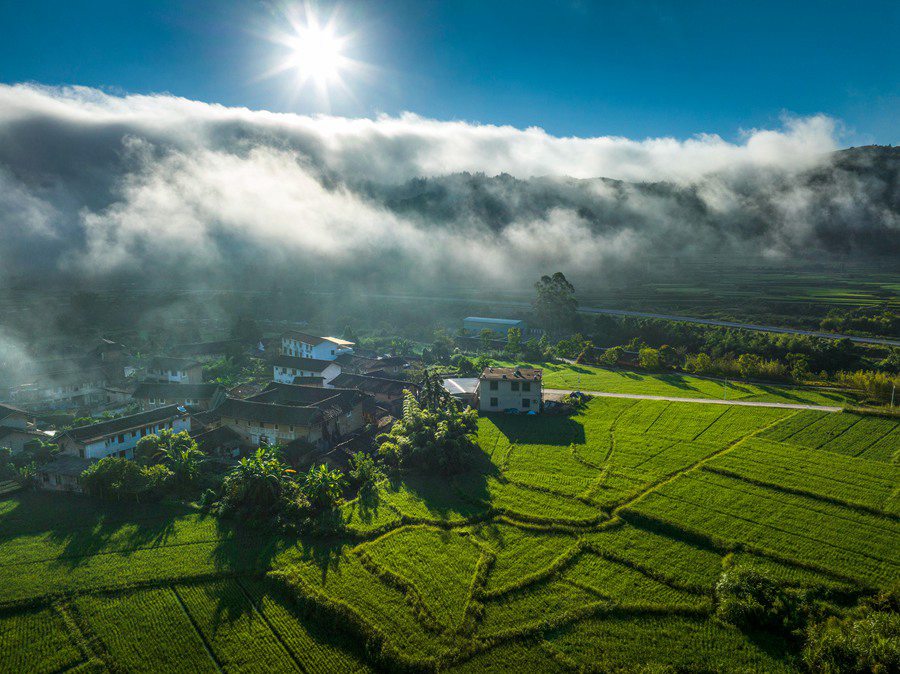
<box><xmin>1</xmin><ymin>399</ymin><xmax>898</xmax><ymax>672</ymax></box>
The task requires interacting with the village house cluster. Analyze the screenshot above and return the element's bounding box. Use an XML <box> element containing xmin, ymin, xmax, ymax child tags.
<box><xmin>2</xmin><ymin>319</ymin><xmax>541</xmax><ymax>493</ymax></box>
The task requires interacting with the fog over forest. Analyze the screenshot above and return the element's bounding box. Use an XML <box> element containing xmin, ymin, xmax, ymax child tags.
<box><xmin>0</xmin><ymin>84</ymin><xmax>897</xmax><ymax>295</ymax></box>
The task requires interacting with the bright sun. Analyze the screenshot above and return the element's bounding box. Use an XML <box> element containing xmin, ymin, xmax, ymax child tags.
<box><xmin>262</xmin><ymin>5</ymin><xmax>362</xmax><ymax>106</ymax></box>
<box><xmin>285</xmin><ymin>18</ymin><xmax>347</xmax><ymax>86</ymax></box>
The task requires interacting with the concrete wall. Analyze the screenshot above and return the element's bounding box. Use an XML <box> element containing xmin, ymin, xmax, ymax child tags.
<box><xmin>478</xmin><ymin>379</ymin><xmax>541</xmax><ymax>413</ymax></box>
<box><xmin>273</xmin><ymin>362</ymin><xmax>341</xmax><ymax>385</ymax></box>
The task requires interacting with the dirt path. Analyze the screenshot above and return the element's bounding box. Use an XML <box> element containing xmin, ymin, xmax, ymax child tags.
<box><xmin>543</xmin><ymin>388</ymin><xmax>843</xmax><ymax>412</ymax></box>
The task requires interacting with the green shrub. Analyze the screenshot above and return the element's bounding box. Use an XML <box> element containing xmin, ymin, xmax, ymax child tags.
<box><xmin>80</xmin><ymin>457</ymin><xmax>172</xmax><ymax>501</ymax></box>
<box><xmin>714</xmin><ymin>568</ymin><xmax>806</xmax><ymax>635</ymax></box>
<box><xmin>804</xmin><ymin>611</ymin><xmax>900</xmax><ymax>673</ymax></box>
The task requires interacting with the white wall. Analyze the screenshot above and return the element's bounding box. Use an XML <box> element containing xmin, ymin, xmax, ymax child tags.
<box><xmin>273</xmin><ymin>362</ymin><xmax>341</xmax><ymax>385</ymax></box>
<box><xmin>81</xmin><ymin>415</ymin><xmax>190</xmax><ymax>460</ymax></box>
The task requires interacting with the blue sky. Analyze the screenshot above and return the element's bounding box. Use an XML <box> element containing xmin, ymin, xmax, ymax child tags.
<box><xmin>1</xmin><ymin>0</ymin><xmax>897</xmax><ymax>144</ymax></box>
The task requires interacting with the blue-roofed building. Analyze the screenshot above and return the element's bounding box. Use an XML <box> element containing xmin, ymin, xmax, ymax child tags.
<box><xmin>463</xmin><ymin>317</ymin><xmax>526</xmax><ymax>337</ymax></box>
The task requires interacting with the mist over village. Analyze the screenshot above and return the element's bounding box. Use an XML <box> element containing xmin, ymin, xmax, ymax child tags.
<box><xmin>0</xmin><ymin>2</ymin><xmax>897</xmax><ymax>673</ymax></box>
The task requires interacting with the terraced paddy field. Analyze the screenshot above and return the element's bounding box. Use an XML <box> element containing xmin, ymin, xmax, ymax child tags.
<box><xmin>1</xmin><ymin>399</ymin><xmax>897</xmax><ymax>672</ymax></box>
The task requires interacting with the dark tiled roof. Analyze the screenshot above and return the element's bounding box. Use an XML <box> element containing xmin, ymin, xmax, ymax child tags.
<box><xmin>38</xmin><ymin>455</ymin><xmax>95</xmax><ymax>477</ymax></box>
<box><xmin>212</xmin><ymin>398</ymin><xmax>323</xmax><ymax>426</ymax></box>
<box><xmin>273</xmin><ymin>355</ymin><xmax>337</xmax><ymax>373</ymax></box>
<box><xmin>281</xmin><ymin>331</ymin><xmax>327</xmax><ymax>345</ymax></box>
<box><xmin>330</xmin><ymin>373</ymin><xmax>416</xmax><ymax>397</ymax></box>
<box><xmin>148</xmin><ymin>357</ymin><xmax>202</xmax><ymax>371</ymax></box>
<box><xmin>480</xmin><ymin>367</ymin><xmax>543</xmax><ymax>382</ymax></box>
<box><xmin>334</xmin><ymin>353</ymin><xmax>379</xmax><ymax>371</ymax></box>
<box><xmin>65</xmin><ymin>405</ymin><xmax>187</xmax><ymax>443</ymax></box>
<box><xmin>192</xmin><ymin>425</ymin><xmax>243</xmax><ymax>449</ymax></box>
<box><xmin>133</xmin><ymin>382</ymin><xmax>223</xmax><ymax>400</ymax></box>
<box><xmin>253</xmin><ymin>382</ymin><xmax>346</xmax><ymax>405</ymax></box>
<box><xmin>0</xmin><ymin>403</ymin><xmax>29</xmax><ymax>422</ymax></box>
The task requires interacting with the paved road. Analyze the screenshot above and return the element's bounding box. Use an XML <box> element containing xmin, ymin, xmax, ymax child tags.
<box><xmin>543</xmin><ymin>388</ymin><xmax>843</xmax><ymax>412</ymax></box>
<box><xmin>317</xmin><ymin>291</ymin><xmax>899</xmax><ymax>347</ymax></box>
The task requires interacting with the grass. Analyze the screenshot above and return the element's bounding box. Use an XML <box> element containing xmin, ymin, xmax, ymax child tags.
<box><xmin>0</xmin><ymin>396</ymin><xmax>897</xmax><ymax>671</ymax></box>
<box><xmin>507</xmin><ymin>361</ymin><xmax>860</xmax><ymax>405</ymax></box>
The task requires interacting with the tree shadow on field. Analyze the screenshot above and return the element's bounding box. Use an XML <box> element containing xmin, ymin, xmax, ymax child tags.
<box><xmin>658</xmin><ymin>374</ymin><xmax>700</xmax><ymax>393</ymax></box>
<box><xmin>2</xmin><ymin>491</ymin><xmax>197</xmax><ymax>572</ymax></box>
<box><xmin>489</xmin><ymin>412</ymin><xmax>585</xmax><ymax>446</ymax></box>
<box><xmin>389</xmin><ymin>444</ymin><xmax>500</xmax><ymax>523</ymax></box>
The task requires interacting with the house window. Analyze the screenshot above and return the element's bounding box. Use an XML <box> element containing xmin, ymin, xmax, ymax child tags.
<box><xmin>489</xmin><ymin>381</ymin><xmax>498</xmax><ymax>391</ymax></box>
<box><xmin>511</xmin><ymin>382</ymin><xmax>520</xmax><ymax>391</ymax></box>
<box><xmin>132</xmin><ymin>431</ymin><xmax>137</xmax><ymax>437</ymax></box>
<box><xmin>522</xmin><ymin>398</ymin><xmax>531</xmax><ymax>408</ymax></box>
<box><xmin>117</xmin><ymin>434</ymin><xmax>125</xmax><ymax>443</ymax></box>
<box><xmin>522</xmin><ymin>382</ymin><xmax>531</xmax><ymax>392</ymax></box>
<box><xmin>490</xmin><ymin>397</ymin><xmax>498</xmax><ymax>407</ymax></box>
<box><xmin>274</xmin><ymin>424</ymin><xmax>279</xmax><ymax>430</ymax></box>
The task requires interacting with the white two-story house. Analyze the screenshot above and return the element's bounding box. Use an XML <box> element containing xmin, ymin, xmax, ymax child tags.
<box><xmin>280</xmin><ymin>332</ymin><xmax>354</xmax><ymax>361</ymax></box>
<box><xmin>478</xmin><ymin>367</ymin><xmax>543</xmax><ymax>413</ymax></box>
<box><xmin>273</xmin><ymin>355</ymin><xmax>342</xmax><ymax>386</ymax></box>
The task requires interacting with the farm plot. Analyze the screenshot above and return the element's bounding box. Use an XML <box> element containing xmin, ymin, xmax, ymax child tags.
<box><xmin>270</xmin><ymin>549</ymin><xmax>463</xmax><ymax>660</ymax></box>
<box><xmin>643</xmin><ymin>403</ymin><xmax>730</xmax><ymax>440</ymax></box>
<box><xmin>694</xmin><ymin>405</ymin><xmax>793</xmax><ymax>444</ymax></box>
<box><xmin>544</xmin><ymin>614</ymin><xmax>796</xmax><ymax>673</ymax></box>
<box><xmin>241</xmin><ymin>577</ymin><xmax>373</xmax><ymax>674</ymax></box>
<box><xmin>469</xmin><ymin>522</ymin><xmax>576</xmax><ymax>592</ymax></box>
<box><xmin>857</xmin><ymin>426</ymin><xmax>900</xmax><ymax>462</ymax></box>
<box><xmin>705</xmin><ymin>437</ymin><xmax>899</xmax><ymax>514</ymax></box>
<box><xmin>361</xmin><ymin>527</ymin><xmax>484</xmax><ymax>629</ymax></box>
<box><xmin>173</xmin><ymin>579</ymin><xmax>299</xmax><ymax>672</ymax></box>
<box><xmin>818</xmin><ymin>414</ymin><xmax>898</xmax><ymax>457</ymax></box>
<box><xmin>625</xmin><ymin>471</ymin><xmax>900</xmax><ymax>587</ymax></box>
<box><xmin>0</xmin><ymin>527</ymin><xmax>282</xmax><ymax>605</ymax></box>
<box><xmin>760</xmin><ymin>410</ymin><xmax>828</xmax><ymax>442</ymax></box>
<box><xmin>75</xmin><ymin>587</ymin><xmax>216</xmax><ymax>673</ymax></box>
<box><xmin>581</xmin><ymin>522</ymin><xmax>725</xmax><ymax>593</ymax></box>
<box><xmin>0</xmin><ymin>606</ymin><xmax>86</xmax><ymax>673</ymax></box>
<box><xmin>782</xmin><ymin>413</ymin><xmax>862</xmax><ymax>449</ymax></box>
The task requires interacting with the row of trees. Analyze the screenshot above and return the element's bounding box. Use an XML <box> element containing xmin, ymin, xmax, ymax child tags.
<box><xmin>212</xmin><ymin>444</ymin><xmax>379</xmax><ymax>532</ymax></box>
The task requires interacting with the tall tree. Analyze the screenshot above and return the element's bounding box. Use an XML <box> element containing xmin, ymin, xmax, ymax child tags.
<box><xmin>533</xmin><ymin>272</ymin><xmax>577</xmax><ymax>332</ymax></box>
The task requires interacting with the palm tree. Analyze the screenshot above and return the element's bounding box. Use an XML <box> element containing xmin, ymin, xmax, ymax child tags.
<box><xmin>152</xmin><ymin>430</ymin><xmax>204</xmax><ymax>484</ymax></box>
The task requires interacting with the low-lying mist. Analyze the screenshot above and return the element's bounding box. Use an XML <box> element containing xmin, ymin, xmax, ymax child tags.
<box><xmin>1</xmin><ymin>83</ymin><xmax>897</xmax><ymax>297</ymax></box>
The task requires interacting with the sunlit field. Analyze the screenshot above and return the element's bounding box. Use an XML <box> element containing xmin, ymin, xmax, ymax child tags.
<box><xmin>2</xmin><ymin>398</ymin><xmax>897</xmax><ymax>672</ymax></box>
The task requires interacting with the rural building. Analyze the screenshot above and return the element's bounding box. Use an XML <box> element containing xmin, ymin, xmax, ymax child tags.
<box><xmin>57</xmin><ymin>405</ymin><xmax>191</xmax><ymax>460</ymax></box>
<box><xmin>2</xmin><ymin>338</ymin><xmax>128</xmax><ymax>413</ymax></box>
<box><xmin>132</xmin><ymin>382</ymin><xmax>226</xmax><ymax>411</ymax></box>
<box><xmin>330</xmin><ymin>372</ymin><xmax>418</xmax><ymax>415</ymax></box>
<box><xmin>273</xmin><ymin>355</ymin><xmax>342</xmax><ymax>386</ymax></box>
<box><xmin>0</xmin><ymin>403</ymin><xmax>50</xmax><ymax>453</ymax></box>
<box><xmin>37</xmin><ymin>455</ymin><xmax>93</xmax><ymax>493</ymax></box>
<box><xmin>280</xmin><ymin>332</ymin><xmax>354</xmax><ymax>360</ymax></box>
<box><xmin>478</xmin><ymin>367</ymin><xmax>542</xmax><ymax>413</ymax></box>
<box><xmin>442</xmin><ymin>377</ymin><xmax>480</xmax><ymax>408</ymax></box>
<box><xmin>334</xmin><ymin>352</ymin><xmax>381</xmax><ymax>374</ymax></box>
<box><xmin>200</xmin><ymin>383</ymin><xmax>370</xmax><ymax>451</ymax></box>
<box><xmin>8</xmin><ymin>366</ymin><xmax>110</xmax><ymax>412</ymax></box>
<box><xmin>463</xmin><ymin>317</ymin><xmax>525</xmax><ymax>337</ymax></box>
<box><xmin>145</xmin><ymin>357</ymin><xmax>203</xmax><ymax>384</ymax></box>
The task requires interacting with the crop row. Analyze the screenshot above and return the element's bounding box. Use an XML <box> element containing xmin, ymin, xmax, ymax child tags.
<box><xmin>705</xmin><ymin>438</ymin><xmax>898</xmax><ymax>515</ymax></box>
<box><xmin>626</xmin><ymin>471</ymin><xmax>899</xmax><ymax>587</ymax></box>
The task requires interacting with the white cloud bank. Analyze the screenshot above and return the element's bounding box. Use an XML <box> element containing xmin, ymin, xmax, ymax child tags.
<box><xmin>0</xmin><ymin>83</ymin><xmax>894</xmax><ymax>288</ymax></box>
